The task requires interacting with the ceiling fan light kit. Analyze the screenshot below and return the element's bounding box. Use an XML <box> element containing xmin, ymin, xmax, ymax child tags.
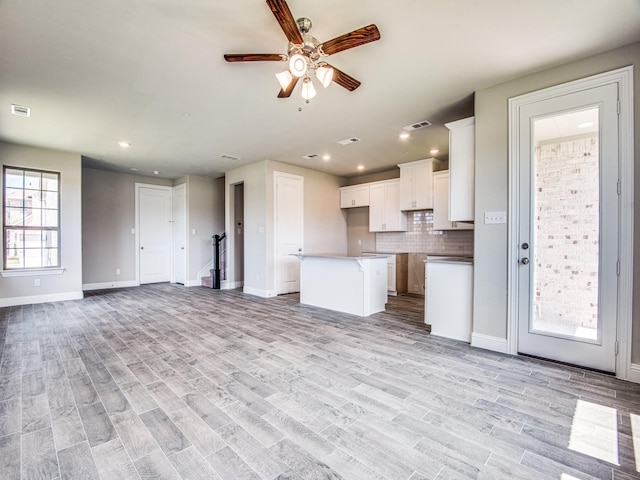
<box><xmin>224</xmin><ymin>0</ymin><xmax>380</xmax><ymax>102</ymax></box>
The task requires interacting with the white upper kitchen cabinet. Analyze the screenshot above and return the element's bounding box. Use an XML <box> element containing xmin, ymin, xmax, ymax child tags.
<box><xmin>433</xmin><ymin>171</ymin><xmax>473</xmax><ymax>231</ymax></box>
<box><xmin>445</xmin><ymin>116</ymin><xmax>475</xmax><ymax>221</ymax></box>
<box><xmin>339</xmin><ymin>184</ymin><xmax>370</xmax><ymax>208</ymax></box>
<box><xmin>398</xmin><ymin>158</ymin><xmax>441</xmax><ymax>210</ymax></box>
<box><xmin>369</xmin><ymin>179</ymin><xmax>407</xmax><ymax>232</ymax></box>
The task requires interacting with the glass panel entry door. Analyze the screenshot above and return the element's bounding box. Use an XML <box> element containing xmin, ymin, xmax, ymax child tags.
<box><xmin>517</xmin><ymin>83</ymin><xmax>619</xmax><ymax>373</ymax></box>
<box><xmin>531</xmin><ymin>108</ymin><xmax>600</xmax><ymax>341</ymax></box>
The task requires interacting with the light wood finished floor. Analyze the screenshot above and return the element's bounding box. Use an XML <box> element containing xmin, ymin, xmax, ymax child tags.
<box><xmin>1</xmin><ymin>284</ymin><xmax>639</xmax><ymax>479</ymax></box>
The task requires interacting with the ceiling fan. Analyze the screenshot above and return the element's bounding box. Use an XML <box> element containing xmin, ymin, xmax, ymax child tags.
<box><xmin>224</xmin><ymin>0</ymin><xmax>381</xmax><ymax>102</ymax></box>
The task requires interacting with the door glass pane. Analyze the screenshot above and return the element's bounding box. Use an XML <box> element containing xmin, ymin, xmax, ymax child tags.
<box><xmin>532</xmin><ymin>107</ymin><xmax>599</xmax><ymax>341</ymax></box>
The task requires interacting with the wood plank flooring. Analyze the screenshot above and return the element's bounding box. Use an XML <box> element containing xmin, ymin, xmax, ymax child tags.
<box><xmin>1</xmin><ymin>284</ymin><xmax>639</xmax><ymax>479</ymax></box>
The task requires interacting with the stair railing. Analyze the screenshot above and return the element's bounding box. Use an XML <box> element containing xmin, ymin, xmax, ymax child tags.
<box><xmin>212</xmin><ymin>232</ymin><xmax>226</xmax><ymax>289</ymax></box>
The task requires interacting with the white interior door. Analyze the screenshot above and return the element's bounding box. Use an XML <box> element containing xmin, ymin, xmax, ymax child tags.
<box><xmin>275</xmin><ymin>172</ymin><xmax>303</xmax><ymax>295</ymax></box>
<box><xmin>172</xmin><ymin>184</ymin><xmax>186</xmax><ymax>285</ymax></box>
<box><xmin>137</xmin><ymin>184</ymin><xmax>172</xmax><ymax>284</ymax></box>
<box><xmin>516</xmin><ymin>83</ymin><xmax>619</xmax><ymax>373</ymax></box>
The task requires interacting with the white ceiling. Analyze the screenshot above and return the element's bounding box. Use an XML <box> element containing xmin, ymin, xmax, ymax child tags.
<box><xmin>1</xmin><ymin>0</ymin><xmax>639</xmax><ymax>179</ymax></box>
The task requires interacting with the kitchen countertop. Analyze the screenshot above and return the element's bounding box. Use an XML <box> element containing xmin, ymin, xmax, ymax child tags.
<box><xmin>426</xmin><ymin>256</ymin><xmax>474</xmax><ymax>264</ymax></box>
<box><xmin>295</xmin><ymin>253</ymin><xmax>390</xmax><ymax>260</ymax></box>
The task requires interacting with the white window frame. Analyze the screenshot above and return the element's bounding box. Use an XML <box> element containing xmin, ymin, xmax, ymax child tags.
<box><xmin>2</xmin><ymin>165</ymin><xmax>62</xmax><ymax>273</ymax></box>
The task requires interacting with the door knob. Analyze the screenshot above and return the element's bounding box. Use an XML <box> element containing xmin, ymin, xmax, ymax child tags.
<box><xmin>140</xmin><ymin>246</ymin><xmax>144</xmax><ymax>250</ymax></box>
<box><xmin>522</xmin><ymin>243</ymin><xmax>529</xmax><ymax>250</ymax></box>
<box><xmin>521</xmin><ymin>257</ymin><xmax>529</xmax><ymax>265</ymax></box>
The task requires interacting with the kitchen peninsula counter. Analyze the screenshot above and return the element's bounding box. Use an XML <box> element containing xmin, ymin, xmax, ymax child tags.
<box><xmin>295</xmin><ymin>254</ymin><xmax>388</xmax><ymax>317</ymax></box>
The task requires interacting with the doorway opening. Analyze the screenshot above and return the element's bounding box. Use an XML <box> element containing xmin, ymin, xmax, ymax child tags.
<box><xmin>233</xmin><ymin>183</ymin><xmax>244</xmax><ymax>287</ymax></box>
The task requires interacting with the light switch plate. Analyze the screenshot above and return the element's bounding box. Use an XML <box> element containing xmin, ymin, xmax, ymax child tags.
<box><xmin>484</xmin><ymin>211</ymin><xmax>507</xmax><ymax>224</ymax></box>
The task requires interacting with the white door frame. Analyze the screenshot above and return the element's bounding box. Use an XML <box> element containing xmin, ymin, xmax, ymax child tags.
<box><xmin>507</xmin><ymin>66</ymin><xmax>634</xmax><ymax>380</ymax></box>
<box><xmin>134</xmin><ymin>183</ymin><xmax>174</xmax><ymax>285</ymax></box>
<box><xmin>172</xmin><ymin>183</ymin><xmax>187</xmax><ymax>285</ymax></box>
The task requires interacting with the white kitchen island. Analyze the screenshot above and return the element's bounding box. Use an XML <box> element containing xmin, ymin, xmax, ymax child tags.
<box><xmin>296</xmin><ymin>254</ymin><xmax>388</xmax><ymax>317</ymax></box>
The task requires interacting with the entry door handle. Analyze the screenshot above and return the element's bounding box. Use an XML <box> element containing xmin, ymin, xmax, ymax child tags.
<box><xmin>521</xmin><ymin>257</ymin><xmax>529</xmax><ymax>265</ymax></box>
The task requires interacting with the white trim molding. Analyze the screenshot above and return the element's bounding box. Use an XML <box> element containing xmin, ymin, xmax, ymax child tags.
<box><xmin>507</xmin><ymin>65</ymin><xmax>635</xmax><ymax>381</ymax></box>
<box><xmin>1</xmin><ymin>268</ymin><xmax>65</xmax><ymax>277</ymax></box>
<box><xmin>83</xmin><ymin>281</ymin><xmax>139</xmax><ymax>291</ymax></box>
<box><xmin>629</xmin><ymin>364</ymin><xmax>640</xmax><ymax>384</ymax></box>
<box><xmin>0</xmin><ymin>291</ymin><xmax>83</xmax><ymax>307</ymax></box>
<box><xmin>471</xmin><ymin>333</ymin><xmax>509</xmax><ymax>354</ymax></box>
<box><xmin>243</xmin><ymin>286</ymin><xmax>277</xmax><ymax>298</ymax></box>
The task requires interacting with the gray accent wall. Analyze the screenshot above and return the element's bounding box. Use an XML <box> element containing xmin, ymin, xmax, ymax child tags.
<box><xmin>473</xmin><ymin>42</ymin><xmax>640</xmax><ymax>361</ymax></box>
<box><xmin>82</xmin><ymin>169</ymin><xmax>224</xmax><ymax>288</ymax></box>
<box><xmin>82</xmin><ymin>168</ymin><xmax>173</xmax><ymax>286</ymax></box>
<box><xmin>0</xmin><ymin>142</ymin><xmax>83</xmax><ymax>305</ymax></box>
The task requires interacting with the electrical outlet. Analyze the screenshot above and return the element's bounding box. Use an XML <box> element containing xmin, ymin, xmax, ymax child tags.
<box><xmin>116</xmin><ymin>268</ymin><xmax>121</xmax><ymax>276</ymax></box>
<box><xmin>484</xmin><ymin>211</ymin><xmax>507</xmax><ymax>224</ymax></box>
<box><xmin>34</xmin><ymin>278</ymin><xmax>40</xmax><ymax>287</ymax></box>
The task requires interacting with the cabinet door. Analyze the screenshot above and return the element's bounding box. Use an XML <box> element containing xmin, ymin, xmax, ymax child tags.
<box><xmin>447</xmin><ymin>117</ymin><xmax>475</xmax><ymax>221</ymax></box>
<box><xmin>340</xmin><ymin>188</ymin><xmax>355</xmax><ymax>208</ymax></box>
<box><xmin>340</xmin><ymin>185</ymin><xmax>370</xmax><ymax>208</ymax></box>
<box><xmin>432</xmin><ymin>172</ymin><xmax>452</xmax><ymax>230</ymax></box>
<box><xmin>352</xmin><ymin>186</ymin><xmax>370</xmax><ymax>207</ymax></box>
<box><xmin>368</xmin><ymin>184</ymin><xmax>386</xmax><ymax>231</ymax></box>
<box><xmin>413</xmin><ymin>161</ymin><xmax>435</xmax><ymax>209</ymax></box>
<box><xmin>387</xmin><ymin>262</ymin><xmax>396</xmax><ymax>292</ymax></box>
<box><xmin>383</xmin><ymin>181</ymin><xmax>407</xmax><ymax>231</ymax></box>
<box><xmin>399</xmin><ymin>166</ymin><xmax>415</xmax><ymax>210</ymax></box>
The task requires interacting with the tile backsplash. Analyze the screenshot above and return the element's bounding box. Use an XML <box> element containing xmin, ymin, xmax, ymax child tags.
<box><xmin>376</xmin><ymin>211</ymin><xmax>474</xmax><ymax>255</ymax></box>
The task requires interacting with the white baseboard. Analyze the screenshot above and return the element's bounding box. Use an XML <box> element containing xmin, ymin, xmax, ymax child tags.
<box><xmin>242</xmin><ymin>286</ymin><xmax>277</xmax><ymax>298</ymax></box>
<box><xmin>185</xmin><ymin>279</ymin><xmax>203</xmax><ymax>287</ymax></box>
<box><xmin>221</xmin><ymin>280</ymin><xmax>242</xmax><ymax>290</ymax></box>
<box><xmin>471</xmin><ymin>332</ymin><xmax>509</xmax><ymax>354</ymax></box>
<box><xmin>627</xmin><ymin>363</ymin><xmax>640</xmax><ymax>384</ymax></box>
<box><xmin>83</xmin><ymin>281</ymin><xmax>139</xmax><ymax>291</ymax></box>
<box><xmin>0</xmin><ymin>291</ymin><xmax>84</xmax><ymax>307</ymax></box>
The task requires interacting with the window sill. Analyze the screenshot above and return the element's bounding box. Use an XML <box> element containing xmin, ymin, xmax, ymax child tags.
<box><xmin>1</xmin><ymin>268</ymin><xmax>65</xmax><ymax>277</ymax></box>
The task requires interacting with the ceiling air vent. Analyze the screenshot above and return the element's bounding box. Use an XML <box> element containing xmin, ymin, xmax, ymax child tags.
<box><xmin>219</xmin><ymin>154</ymin><xmax>240</xmax><ymax>161</ymax></box>
<box><xmin>302</xmin><ymin>153</ymin><xmax>320</xmax><ymax>160</ymax></box>
<box><xmin>337</xmin><ymin>137</ymin><xmax>361</xmax><ymax>145</ymax></box>
<box><xmin>402</xmin><ymin>120</ymin><xmax>431</xmax><ymax>131</ymax></box>
<box><xmin>11</xmin><ymin>104</ymin><xmax>30</xmax><ymax>117</ymax></box>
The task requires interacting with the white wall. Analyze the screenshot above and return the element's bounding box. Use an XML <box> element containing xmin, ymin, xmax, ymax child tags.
<box><xmin>0</xmin><ymin>142</ymin><xmax>83</xmax><ymax>306</ymax></box>
<box><xmin>225</xmin><ymin>160</ymin><xmax>347</xmax><ymax>297</ymax></box>
<box><xmin>473</xmin><ymin>42</ymin><xmax>640</xmax><ymax>362</ymax></box>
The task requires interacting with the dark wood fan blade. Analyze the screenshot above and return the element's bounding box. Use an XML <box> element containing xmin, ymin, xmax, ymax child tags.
<box><xmin>325</xmin><ymin>64</ymin><xmax>361</xmax><ymax>91</ymax></box>
<box><xmin>277</xmin><ymin>76</ymin><xmax>300</xmax><ymax>98</ymax></box>
<box><xmin>266</xmin><ymin>0</ymin><xmax>303</xmax><ymax>44</ymax></box>
<box><xmin>224</xmin><ymin>53</ymin><xmax>285</xmax><ymax>62</ymax></box>
<box><xmin>320</xmin><ymin>24</ymin><xmax>381</xmax><ymax>56</ymax></box>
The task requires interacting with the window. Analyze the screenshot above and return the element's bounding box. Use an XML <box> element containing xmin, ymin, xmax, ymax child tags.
<box><xmin>3</xmin><ymin>166</ymin><xmax>60</xmax><ymax>270</ymax></box>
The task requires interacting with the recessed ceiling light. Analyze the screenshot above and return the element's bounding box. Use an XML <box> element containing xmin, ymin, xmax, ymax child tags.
<box><xmin>182</xmin><ymin>112</ymin><xmax>191</xmax><ymax>117</ymax></box>
<box><xmin>153</xmin><ymin>171</ymin><xmax>160</xmax><ymax>175</ymax></box>
<box><xmin>577</xmin><ymin>122</ymin><xmax>595</xmax><ymax>129</ymax></box>
<box><xmin>322</xmin><ymin>154</ymin><xmax>331</xmax><ymax>161</ymax></box>
<box><xmin>399</xmin><ymin>132</ymin><xmax>410</xmax><ymax>140</ymax></box>
<box><xmin>430</xmin><ymin>148</ymin><xmax>439</xmax><ymax>155</ymax></box>
<box><xmin>357</xmin><ymin>165</ymin><xmax>365</xmax><ymax>171</ymax></box>
<box><xmin>118</xmin><ymin>141</ymin><xmax>131</xmax><ymax>148</ymax></box>
<box><xmin>130</xmin><ymin>168</ymin><xmax>138</xmax><ymax>172</ymax></box>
